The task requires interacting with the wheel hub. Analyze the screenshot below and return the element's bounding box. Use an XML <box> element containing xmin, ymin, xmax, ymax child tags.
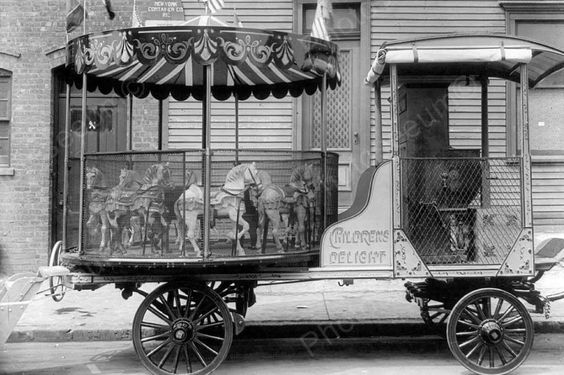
<box><xmin>480</xmin><ymin>320</ymin><xmax>503</xmax><ymax>344</ymax></box>
<box><xmin>171</xmin><ymin>319</ymin><xmax>194</xmax><ymax>343</ymax></box>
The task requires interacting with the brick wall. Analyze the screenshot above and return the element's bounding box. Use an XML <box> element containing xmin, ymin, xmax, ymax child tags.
<box><xmin>0</xmin><ymin>1</ymin><xmax>158</xmax><ymax>275</ymax></box>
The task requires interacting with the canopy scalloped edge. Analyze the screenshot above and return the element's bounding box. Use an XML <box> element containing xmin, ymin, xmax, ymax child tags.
<box><xmin>66</xmin><ymin>26</ymin><xmax>341</xmax><ymax>100</ymax></box>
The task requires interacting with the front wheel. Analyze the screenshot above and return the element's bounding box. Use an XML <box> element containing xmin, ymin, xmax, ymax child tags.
<box><xmin>446</xmin><ymin>288</ymin><xmax>534</xmax><ymax>375</ymax></box>
<box><xmin>132</xmin><ymin>282</ymin><xmax>233</xmax><ymax>375</ymax></box>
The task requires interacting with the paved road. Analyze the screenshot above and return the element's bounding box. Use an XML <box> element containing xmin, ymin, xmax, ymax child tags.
<box><xmin>2</xmin><ymin>334</ymin><xmax>564</xmax><ymax>375</ymax></box>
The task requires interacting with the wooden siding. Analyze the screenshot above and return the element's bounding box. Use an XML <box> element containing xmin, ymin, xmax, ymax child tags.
<box><xmin>532</xmin><ymin>162</ymin><xmax>564</xmax><ymax>227</ymax></box>
<box><xmin>167</xmin><ymin>0</ymin><xmax>295</xmax><ymax>151</ymax></box>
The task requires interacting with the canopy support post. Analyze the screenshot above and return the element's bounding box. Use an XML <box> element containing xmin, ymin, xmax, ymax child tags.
<box><xmin>481</xmin><ymin>76</ymin><xmax>491</xmax><ymax>208</ymax></box>
<box><xmin>520</xmin><ymin>63</ymin><xmax>533</xmax><ymax>228</ymax></box>
<box><xmin>62</xmin><ymin>82</ymin><xmax>71</xmax><ymax>252</ymax></box>
<box><xmin>390</xmin><ymin>64</ymin><xmax>401</xmax><ymax>230</ymax></box>
<box><xmin>127</xmin><ymin>94</ymin><xmax>133</xmax><ymax>151</ymax></box>
<box><xmin>77</xmin><ymin>73</ymin><xmax>87</xmax><ymax>255</ymax></box>
<box><xmin>321</xmin><ymin>73</ymin><xmax>327</xmax><ymax>231</ymax></box>
<box><xmin>235</xmin><ymin>93</ymin><xmax>239</xmax><ymax>164</ymax></box>
<box><xmin>373</xmin><ymin>79</ymin><xmax>383</xmax><ymax>165</ymax></box>
<box><xmin>203</xmin><ymin>64</ymin><xmax>212</xmax><ymax>258</ymax></box>
<box><xmin>158</xmin><ymin>99</ymin><xmax>163</xmax><ymax>151</ymax></box>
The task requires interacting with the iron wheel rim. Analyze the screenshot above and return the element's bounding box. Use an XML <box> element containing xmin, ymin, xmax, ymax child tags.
<box><xmin>446</xmin><ymin>288</ymin><xmax>534</xmax><ymax>375</ymax></box>
<box><xmin>133</xmin><ymin>282</ymin><xmax>233</xmax><ymax>375</ymax></box>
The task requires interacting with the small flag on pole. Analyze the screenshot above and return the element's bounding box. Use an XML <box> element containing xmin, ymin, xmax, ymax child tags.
<box><xmin>102</xmin><ymin>0</ymin><xmax>115</xmax><ymax>20</ymax></box>
<box><xmin>233</xmin><ymin>8</ymin><xmax>243</xmax><ymax>27</ymax></box>
<box><xmin>132</xmin><ymin>0</ymin><xmax>143</xmax><ymax>27</ymax></box>
<box><xmin>311</xmin><ymin>0</ymin><xmax>332</xmax><ymax>41</ymax></box>
<box><xmin>202</xmin><ymin>0</ymin><xmax>225</xmax><ymax>14</ymax></box>
<box><xmin>66</xmin><ymin>0</ymin><xmax>87</xmax><ymax>33</ymax></box>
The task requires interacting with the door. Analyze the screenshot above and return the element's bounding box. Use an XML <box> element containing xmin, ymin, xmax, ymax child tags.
<box><xmin>52</xmin><ymin>77</ymin><xmax>127</xmax><ymax>247</ymax></box>
<box><xmin>302</xmin><ymin>40</ymin><xmax>365</xmax><ymax>208</ymax></box>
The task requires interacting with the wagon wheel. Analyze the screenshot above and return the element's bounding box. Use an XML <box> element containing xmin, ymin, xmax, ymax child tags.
<box><xmin>446</xmin><ymin>288</ymin><xmax>534</xmax><ymax>375</ymax></box>
<box><xmin>420</xmin><ymin>299</ymin><xmax>450</xmax><ymax>331</ymax></box>
<box><xmin>48</xmin><ymin>241</ymin><xmax>66</xmax><ymax>302</ymax></box>
<box><xmin>133</xmin><ymin>282</ymin><xmax>233</xmax><ymax>375</ymax></box>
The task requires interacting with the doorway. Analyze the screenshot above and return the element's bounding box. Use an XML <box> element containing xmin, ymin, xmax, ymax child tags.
<box><xmin>51</xmin><ymin>70</ymin><xmax>127</xmax><ymax>247</ymax></box>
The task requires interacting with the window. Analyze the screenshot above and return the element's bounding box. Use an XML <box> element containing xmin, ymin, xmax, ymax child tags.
<box><xmin>501</xmin><ymin>2</ymin><xmax>564</xmax><ymax>156</ymax></box>
<box><xmin>0</xmin><ymin>69</ymin><xmax>12</xmax><ymax>167</ymax></box>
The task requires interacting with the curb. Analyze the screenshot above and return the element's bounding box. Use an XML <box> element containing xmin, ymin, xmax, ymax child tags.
<box><xmin>8</xmin><ymin>319</ymin><xmax>564</xmax><ymax>343</ymax></box>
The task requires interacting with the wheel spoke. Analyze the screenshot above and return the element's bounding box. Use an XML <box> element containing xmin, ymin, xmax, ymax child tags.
<box><xmin>502</xmin><ymin>315</ymin><xmax>523</xmax><ymax>328</ymax></box>
<box><xmin>501</xmin><ymin>340</ymin><xmax>518</xmax><ymax>358</ymax></box>
<box><xmin>196</xmin><ymin>321</ymin><xmax>225</xmax><ymax>331</ymax></box>
<box><xmin>495</xmin><ymin>346</ymin><xmax>507</xmax><ymax>365</ymax></box>
<box><xmin>483</xmin><ymin>298</ymin><xmax>492</xmax><ymax>319</ymax></box>
<box><xmin>504</xmin><ymin>328</ymin><xmax>526</xmax><ymax>334</ymax></box>
<box><xmin>189</xmin><ymin>341</ymin><xmax>207</xmax><ymax>367</ymax></box>
<box><xmin>194</xmin><ymin>307</ymin><xmax>219</xmax><ymax>325</ymax></box>
<box><xmin>159</xmin><ymin>294</ymin><xmax>178</xmax><ymax>320</ymax></box>
<box><xmin>459</xmin><ymin>335</ymin><xmax>482</xmax><ymax>350</ymax></box>
<box><xmin>504</xmin><ymin>335</ymin><xmax>525</xmax><ymax>346</ymax></box>
<box><xmin>146</xmin><ymin>339</ymin><xmax>171</xmax><ymax>358</ymax></box>
<box><xmin>197</xmin><ymin>332</ymin><xmax>225</xmax><ymax>341</ymax></box>
<box><xmin>473</xmin><ymin>301</ymin><xmax>487</xmax><ymax>321</ymax></box>
<box><xmin>172</xmin><ymin>346</ymin><xmax>181</xmax><ymax>373</ymax></box>
<box><xmin>477</xmin><ymin>344</ymin><xmax>487</xmax><ymax>366</ymax></box>
<box><xmin>465</xmin><ymin>341</ymin><xmax>483</xmax><ymax>359</ymax></box>
<box><xmin>158</xmin><ymin>342</ymin><xmax>175</xmax><ymax>369</ymax></box>
<box><xmin>174</xmin><ymin>289</ymin><xmax>182</xmax><ymax>318</ymax></box>
<box><xmin>489</xmin><ymin>347</ymin><xmax>495</xmax><ymax>368</ymax></box>
<box><xmin>182</xmin><ymin>288</ymin><xmax>193</xmax><ymax>318</ymax></box>
<box><xmin>184</xmin><ymin>344</ymin><xmax>192</xmax><ymax>373</ymax></box>
<box><xmin>456</xmin><ymin>330</ymin><xmax>478</xmax><ymax>337</ymax></box>
<box><xmin>189</xmin><ymin>295</ymin><xmax>207</xmax><ymax>321</ymax></box>
<box><xmin>141</xmin><ymin>331</ymin><xmax>171</xmax><ymax>343</ymax></box>
<box><xmin>141</xmin><ymin>321</ymin><xmax>170</xmax><ymax>330</ymax></box>
<box><xmin>493</xmin><ymin>298</ymin><xmax>504</xmax><ymax>319</ymax></box>
<box><xmin>457</xmin><ymin>319</ymin><xmax>479</xmax><ymax>330</ymax></box>
<box><xmin>498</xmin><ymin>305</ymin><xmax>515</xmax><ymax>322</ymax></box>
<box><xmin>148</xmin><ymin>305</ymin><xmax>172</xmax><ymax>325</ymax></box>
<box><xmin>462</xmin><ymin>308</ymin><xmax>482</xmax><ymax>325</ymax></box>
<box><xmin>194</xmin><ymin>338</ymin><xmax>219</xmax><ymax>356</ymax></box>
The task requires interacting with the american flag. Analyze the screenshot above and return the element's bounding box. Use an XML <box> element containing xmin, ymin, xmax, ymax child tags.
<box><xmin>311</xmin><ymin>0</ymin><xmax>332</xmax><ymax>41</ymax></box>
<box><xmin>203</xmin><ymin>0</ymin><xmax>225</xmax><ymax>14</ymax></box>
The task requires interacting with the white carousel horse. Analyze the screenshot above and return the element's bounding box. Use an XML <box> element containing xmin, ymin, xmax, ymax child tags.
<box><xmin>104</xmin><ymin>163</ymin><xmax>173</xmax><ymax>255</ymax></box>
<box><xmin>174</xmin><ymin>162</ymin><xmax>261</xmax><ymax>257</ymax></box>
<box><xmin>85</xmin><ymin>166</ymin><xmax>111</xmax><ymax>251</ymax></box>
<box><xmin>254</xmin><ymin>163</ymin><xmax>318</xmax><ymax>251</ymax></box>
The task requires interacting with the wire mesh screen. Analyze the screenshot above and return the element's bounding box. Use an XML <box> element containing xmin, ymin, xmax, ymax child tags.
<box><xmin>77</xmin><ymin>150</ymin><xmax>338</xmax><ymax>261</ymax></box>
<box><xmin>401</xmin><ymin>157</ymin><xmax>522</xmax><ymax>265</ymax></box>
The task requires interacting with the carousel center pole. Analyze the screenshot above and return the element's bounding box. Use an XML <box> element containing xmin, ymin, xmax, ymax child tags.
<box><xmin>203</xmin><ymin>63</ymin><xmax>212</xmax><ymax>258</ymax></box>
<box><xmin>320</xmin><ymin>72</ymin><xmax>328</xmax><ymax>230</ymax></box>
<box><xmin>77</xmin><ymin>2</ymin><xmax>88</xmax><ymax>255</ymax></box>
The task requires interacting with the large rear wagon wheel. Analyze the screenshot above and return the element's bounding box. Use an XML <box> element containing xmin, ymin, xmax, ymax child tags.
<box><xmin>133</xmin><ymin>282</ymin><xmax>233</xmax><ymax>375</ymax></box>
<box><xmin>446</xmin><ymin>288</ymin><xmax>534</xmax><ymax>375</ymax></box>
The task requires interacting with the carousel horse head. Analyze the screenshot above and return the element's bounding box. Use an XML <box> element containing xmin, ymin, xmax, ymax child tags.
<box><xmin>118</xmin><ymin>168</ymin><xmax>143</xmax><ymax>188</ymax></box>
<box><xmin>143</xmin><ymin>163</ymin><xmax>173</xmax><ymax>188</ymax></box>
<box><xmin>223</xmin><ymin>162</ymin><xmax>262</xmax><ymax>195</ymax></box>
<box><xmin>86</xmin><ymin>166</ymin><xmax>105</xmax><ymax>189</ymax></box>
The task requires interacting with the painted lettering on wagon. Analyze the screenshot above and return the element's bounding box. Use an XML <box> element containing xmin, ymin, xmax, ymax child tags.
<box><xmin>328</xmin><ymin>226</ymin><xmax>389</xmax><ymax>249</ymax></box>
<box><xmin>329</xmin><ymin>250</ymin><xmax>388</xmax><ymax>265</ymax></box>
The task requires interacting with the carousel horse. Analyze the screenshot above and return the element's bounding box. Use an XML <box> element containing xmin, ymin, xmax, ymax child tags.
<box><xmin>254</xmin><ymin>163</ymin><xmax>318</xmax><ymax>251</ymax></box>
<box><xmin>85</xmin><ymin>166</ymin><xmax>111</xmax><ymax>251</ymax></box>
<box><xmin>174</xmin><ymin>162</ymin><xmax>261</xmax><ymax>257</ymax></box>
<box><xmin>104</xmin><ymin>163</ymin><xmax>172</xmax><ymax>255</ymax></box>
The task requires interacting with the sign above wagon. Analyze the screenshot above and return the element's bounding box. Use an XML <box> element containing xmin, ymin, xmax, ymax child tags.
<box><xmin>365</xmin><ymin>34</ymin><xmax>564</xmax><ymax>88</ymax></box>
<box><xmin>65</xmin><ymin>25</ymin><xmax>341</xmax><ymax>101</ymax></box>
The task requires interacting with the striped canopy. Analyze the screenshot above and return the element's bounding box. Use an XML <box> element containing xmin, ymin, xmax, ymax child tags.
<box><xmin>66</xmin><ymin>25</ymin><xmax>341</xmax><ymax>101</ymax></box>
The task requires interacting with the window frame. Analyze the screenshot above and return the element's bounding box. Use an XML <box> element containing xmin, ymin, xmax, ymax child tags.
<box><xmin>500</xmin><ymin>1</ymin><xmax>564</xmax><ymax>156</ymax></box>
<box><xmin>0</xmin><ymin>69</ymin><xmax>12</xmax><ymax>169</ymax></box>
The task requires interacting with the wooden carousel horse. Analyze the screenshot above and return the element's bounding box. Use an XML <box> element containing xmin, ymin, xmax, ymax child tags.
<box><xmin>174</xmin><ymin>162</ymin><xmax>261</xmax><ymax>257</ymax></box>
<box><xmin>254</xmin><ymin>163</ymin><xmax>318</xmax><ymax>252</ymax></box>
<box><xmin>104</xmin><ymin>163</ymin><xmax>173</xmax><ymax>255</ymax></box>
<box><xmin>85</xmin><ymin>166</ymin><xmax>111</xmax><ymax>251</ymax></box>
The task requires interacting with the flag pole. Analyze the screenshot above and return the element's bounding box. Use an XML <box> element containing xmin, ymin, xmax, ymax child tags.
<box><xmin>77</xmin><ymin>0</ymin><xmax>88</xmax><ymax>254</ymax></box>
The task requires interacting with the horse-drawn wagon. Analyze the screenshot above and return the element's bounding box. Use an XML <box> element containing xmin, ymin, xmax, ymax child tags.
<box><xmin>23</xmin><ymin>18</ymin><xmax>564</xmax><ymax>375</ymax></box>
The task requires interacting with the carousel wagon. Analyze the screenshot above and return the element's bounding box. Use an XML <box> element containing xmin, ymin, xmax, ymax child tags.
<box><xmin>4</xmin><ymin>15</ymin><xmax>564</xmax><ymax>375</ymax></box>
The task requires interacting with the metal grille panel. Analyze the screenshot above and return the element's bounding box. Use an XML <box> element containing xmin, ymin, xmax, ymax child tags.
<box><xmin>401</xmin><ymin>157</ymin><xmax>522</xmax><ymax>265</ymax></box>
<box><xmin>72</xmin><ymin>150</ymin><xmax>338</xmax><ymax>262</ymax></box>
